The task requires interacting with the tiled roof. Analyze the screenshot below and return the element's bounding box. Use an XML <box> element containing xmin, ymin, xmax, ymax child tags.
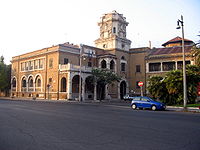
<box><xmin>162</xmin><ymin>36</ymin><xmax>193</xmax><ymax>46</ymax></box>
<box><xmin>148</xmin><ymin>45</ymin><xmax>193</xmax><ymax>56</ymax></box>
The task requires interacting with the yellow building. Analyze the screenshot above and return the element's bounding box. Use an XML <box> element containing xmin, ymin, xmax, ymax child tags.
<box><xmin>11</xmin><ymin>11</ymin><xmax>195</xmax><ymax>100</ymax></box>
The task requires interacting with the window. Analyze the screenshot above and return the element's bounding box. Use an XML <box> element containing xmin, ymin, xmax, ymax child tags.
<box><xmin>12</xmin><ymin>78</ymin><xmax>16</xmax><ymax>87</ymax></box>
<box><xmin>29</xmin><ymin>79</ymin><xmax>33</xmax><ymax>87</ymax></box>
<box><xmin>121</xmin><ymin>56</ymin><xmax>125</xmax><ymax>60</ymax></box>
<box><xmin>88</xmin><ymin>61</ymin><xmax>92</xmax><ymax>67</ymax></box>
<box><xmin>49</xmin><ymin>58</ymin><xmax>53</xmax><ymax>68</ymax></box>
<box><xmin>121</xmin><ymin>44</ymin><xmax>125</xmax><ymax>49</ymax></box>
<box><xmin>29</xmin><ymin>61</ymin><xmax>33</xmax><ymax>70</ymax></box>
<box><xmin>113</xmin><ymin>27</ymin><xmax>116</xmax><ymax>33</ymax></box>
<box><xmin>103</xmin><ymin>44</ymin><xmax>107</xmax><ymax>48</ymax></box>
<box><xmin>136</xmin><ymin>65</ymin><xmax>141</xmax><ymax>72</ymax></box>
<box><xmin>110</xmin><ymin>60</ymin><xmax>115</xmax><ymax>70</ymax></box>
<box><xmin>162</xmin><ymin>62</ymin><xmax>175</xmax><ymax>71</ymax></box>
<box><xmin>21</xmin><ymin>62</ymin><xmax>25</xmax><ymax>71</ymax></box>
<box><xmin>37</xmin><ymin>79</ymin><xmax>41</xmax><ymax>87</ymax></box>
<box><xmin>149</xmin><ymin>63</ymin><xmax>161</xmax><ymax>72</ymax></box>
<box><xmin>141</xmin><ymin>97</ymin><xmax>149</xmax><ymax>101</ymax></box>
<box><xmin>25</xmin><ymin>62</ymin><xmax>28</xmax><ymax>70</ymax></box>
<box><xmin>49</xmin><ymin>78</ymin><xmax>52</xmax><ymax>84</ymax></box>
<box><xmin>177</xmin><ymin>61</ymin><xmax>190</xmax><ymax>70</ymax></box>
<box><xmin>22</xmin><ymin>77</ymin><xmax>26</xmax><ymax>87</ymax></box>
<box><xmin>61</xmin><ymin>77</ymin><xmax>67</xmax><ymax>92</ymax></box>
<box><xmin>133</xmin><ymin>97</ymin><xmax>141</xmax><ymax>101</ymax></box>
<box><xmin>121</xmin><ymin>63</ymin><xmax>125</xmax><ymax>72</ymax></box>
<box><xmin>64</xmin><ymin>58</ymin><xmax>68</xmax><ymax>64</ymax></box>
<box><xmin>34</xmin><ymin>60</ymin><xmax>39</xmax><ymax>69</ymax></box>
<box><xmin>101</xmin><ymin>60</ymin><xmax>107</xmax><ymax>68</ymax></box>
<box><xmin>39</xmin><ymin>59</ymin><xmax>44</xmax><ymax>69</ymax></box>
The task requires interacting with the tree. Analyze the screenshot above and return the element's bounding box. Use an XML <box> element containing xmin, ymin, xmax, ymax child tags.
<box><xmin>90</xmin><ymin>68</ymin><xmax>121</xmax><ymax>100</ymax></box>
<box><xmin>147</xmin><ymin>65</ymin><xmax>200</xmax><ymax>105</ymax></box>
<box><xmin>0</xmin><ymin>56</ymin><xmax>11</xmax><ymax>96</ymax></box>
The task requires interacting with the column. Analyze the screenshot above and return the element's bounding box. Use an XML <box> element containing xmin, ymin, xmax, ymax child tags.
<box><xmin>105</xmin><ymin>84</ymin><xmax>109</xmax><ymax>99</ymax></box>
<box><xmin>94</xmin><ymin>82</ymin><xmax>97</xmax><ymax>101</ymax></box>
<box><xmin>82</xmin><ymin>79</ymin><xmax>85</xmax><ymax>101</ymax></box>
<box><xmin>161</xmin><ymin>62</ymin><xmax>163</xmax><ymax>72</ymax></box>
<box><xmin>118</xmin><ymin>82</ymin><xmax>120</xmax><ymax>99</ymax></box>
<box><xmin>33</xmin><ymin>81</ymin><xmax>36</xmax><ymax>92</ymax></box>
<box><xmin>67</xmin><ymin>73</ymin><xmax>72</xmax><ymax>99</ymax></box>
<box><xmin>146</xmin><ymin>63</ymin><xmax>149</xmax><ymax>73</ymax></box>
<box><xmin>26</xmin><ymin>81</ymin><xmax>28</xmax><ymax>92</ymax></box>
<box><xmin>175</xmin><ymin>61</ymin><xmax>178</xmax><ymax>70</ymax></box>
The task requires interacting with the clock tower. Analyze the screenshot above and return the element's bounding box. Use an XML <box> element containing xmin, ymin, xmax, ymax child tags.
<box><xmin>95</xmin><ymin>11</ymin><xmax>131</xmax><ymax>51</ymax></box>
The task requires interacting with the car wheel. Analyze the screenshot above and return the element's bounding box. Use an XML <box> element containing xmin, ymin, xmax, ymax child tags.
<box><xmin>132</xmin><ymin>104</ymin><xmax>137</xmax><ymax>109</ymax></box>
<box><xmin>151</xmin><ymin>105</ymin><xmax>157</xmax><ymax>111</ymax></box>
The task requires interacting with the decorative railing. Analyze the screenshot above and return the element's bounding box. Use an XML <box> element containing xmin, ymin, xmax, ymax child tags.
<box><xmin>59</xmin><ymin>64</ymin><xmax>93</xmax><ymax>72</ymax></box>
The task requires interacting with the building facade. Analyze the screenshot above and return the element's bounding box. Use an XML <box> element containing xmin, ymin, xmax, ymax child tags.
<box><xmin>11</xmin><ymin>11</ymin><xmax>195</xmax><ymax>100</ymax></box>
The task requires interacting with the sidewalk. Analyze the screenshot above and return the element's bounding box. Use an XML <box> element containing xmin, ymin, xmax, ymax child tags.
<box><xmin>0</xmin><ymin>97</ymin><xmax>199</xmax><ymax>113</ymax></box>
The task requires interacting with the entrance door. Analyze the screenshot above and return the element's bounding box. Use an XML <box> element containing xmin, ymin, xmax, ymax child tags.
<box><xmin>120</xmin><ymin>81</ymin><xmax>126</xmax><ymax>99</ymax></box>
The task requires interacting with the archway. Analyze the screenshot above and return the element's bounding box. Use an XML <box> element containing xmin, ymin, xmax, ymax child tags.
<box><xmin>85</xmin><ymin>76</ymin><xmax>94</xmax><ymax>99</ymax></box>
<box><xmin>120</xmin><ymin>81</ymin><xmax>126</xmax><ymax>99</ymax></box>
<box><xmin>72</xmin><ymin>75</ymin><xmax>82</xmax><ymax>99</ymax></box>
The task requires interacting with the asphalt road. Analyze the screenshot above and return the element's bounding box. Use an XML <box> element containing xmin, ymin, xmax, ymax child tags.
<box><xmin>0</xmin><ymin>99</ymin><xmax>199</xmax><ymax>150</ymax></box>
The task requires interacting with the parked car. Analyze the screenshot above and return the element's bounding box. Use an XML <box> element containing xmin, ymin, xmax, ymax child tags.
<box><xmin>131</xmin><ymin>96</ymin><xmax>166</xmax><ymax>110</ymax></box>
<box><xmin>123</xmin><ymin>94</ymin><xmax>135</xmax><ymax>101</ymax></box>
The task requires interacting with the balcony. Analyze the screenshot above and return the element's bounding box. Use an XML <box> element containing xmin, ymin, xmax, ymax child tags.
<box><xmin>59</xmin><ymin>64</ymin><xmax>93</xmax><ymax>72</ymax></box>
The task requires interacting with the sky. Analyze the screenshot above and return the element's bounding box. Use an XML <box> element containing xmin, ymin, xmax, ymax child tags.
<box><xmin>0</xmin><ymin>0</ymin><xmax>200</xmax><ymax>64</ymax></box>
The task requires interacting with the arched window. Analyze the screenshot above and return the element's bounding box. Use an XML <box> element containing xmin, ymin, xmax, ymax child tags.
<box><xmin>101</xmin><ymin>60</ymin><xmax>107</xmax><ymax>69</ymax></box>
<box><xmin>35</xmin><ymin>76</ymin><xmax>41</xmax><ymax>87</ymax></box>
<box><xmin>12</xmin><ymin>78</ymin><xmax>16</xmax><ymax>88</ymax></box>
<box><xmin>121</xmin><ymin>56</ymin><xmax>125</xmax><ymax>60</ymax></box>
<box><xmin>61</xmin><ymin>77</ymin><xmax>67</xmax><ymax>92</ymax></box>
<box><xmin>28</xmin><ymin>77</ymin><xmax>33</xmax><ymax>87</ymax></box>
<box><xmin>110</xmin><ymin>60</ymin><xmax>115</xmax><ymax>70</ymax></box>
<box><xmin>22</xmin><ymin>77</ymin><xmax>26</xmax><ymax>87</ymax></box>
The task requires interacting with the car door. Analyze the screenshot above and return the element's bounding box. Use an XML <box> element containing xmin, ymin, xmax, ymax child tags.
<box><xmin>133</xmin><ymin>97</ymin><xmax>141</xmax><ymax>107</ymax></box>
<box><xmin>141</xmin><ymin>97</ymin><xmax>151</xmax><ymax>108</ymax></box>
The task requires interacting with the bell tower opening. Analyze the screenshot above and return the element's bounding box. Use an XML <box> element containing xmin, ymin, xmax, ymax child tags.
<box><xmin>95</xmin><ymin>10</ymin><xmax>131</xmax><ymax>51</ymax></box>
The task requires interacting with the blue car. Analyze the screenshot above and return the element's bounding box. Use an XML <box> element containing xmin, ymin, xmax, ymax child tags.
<box><xmin>131</xmin><ymin>96</ymin><xmax>166</xmax><ymax>111</ymax></box>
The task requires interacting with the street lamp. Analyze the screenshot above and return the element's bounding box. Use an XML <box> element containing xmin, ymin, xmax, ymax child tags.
<box><xmin>176</xmin><ymin>15</ymin><xmax>187</xmax><ymax>110</ymax></box>
<box><xmin>79</xmin><ymin>44</ymin><xmax>83</xmax><ymax>101</ymax></box>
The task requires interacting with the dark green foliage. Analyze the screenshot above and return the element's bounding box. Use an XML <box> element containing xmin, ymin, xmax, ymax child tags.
<box><xmin>0</xmin><ymin>56</ymin><xmax>11</xmax><ymax>96</ymax></box>
<box><xmin>91</xmin><ymin>68</ymin><xmax>121</xmax><ymax>100</ymax></box>
<box><xmin>147</xmin><ymin>65</ymin><xmax>200</xmax><ymax>105</ymax></box>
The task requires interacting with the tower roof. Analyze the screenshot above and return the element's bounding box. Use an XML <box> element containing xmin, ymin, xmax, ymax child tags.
<box><xmin>162</xmin><ymin>36</ymin><xmax>193</xmax><ymax>47</ymax></box>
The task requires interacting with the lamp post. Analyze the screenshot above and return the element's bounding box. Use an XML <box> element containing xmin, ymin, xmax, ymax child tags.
<box><xmin>176</xmin><ymin>15</ymin><xmax>187</xmax><ymax>110</ymax></box>
<box><xmin>79</xmin><ymin>44</ymin><xmax>83</xmax><ymax>101</ymax></box>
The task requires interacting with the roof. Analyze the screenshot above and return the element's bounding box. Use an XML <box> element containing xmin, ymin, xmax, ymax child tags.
<box><xmin>148</xmin><ymin>45</ymin><xmax>193</xmax><ymax>56</ymax></box>
<box><xmin>59</xmin><ymin>42</ymin><xmax>79</xmax><ymax>49</ymax></box>
<box><xmin>162</xmin><ymin>36</ymin><xmax>193</xmax><ymax>46</ymax></box>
